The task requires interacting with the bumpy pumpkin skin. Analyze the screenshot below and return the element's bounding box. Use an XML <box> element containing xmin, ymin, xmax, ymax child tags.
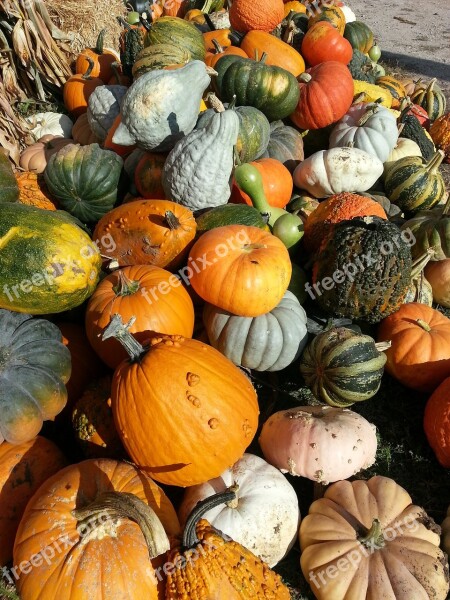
<box><xmin>14</xmin><ymin>459</ymin><xmax>180</xmax><ymax>600</ymax></box>
<box><xmin>0</xmin><ymin>204</ymin><xmax>101</xmax><ymax>314</ymax></box>
<box><xmin>0</xmin><ymin>310</ymin><xmax>71</xmax><ymax>445</ymax></box>
<box><xmin>14</xmin><ymin>171</ymin><xmax>58</xmax><ymax>211</ymax></box>
<box><xmin>166</xmin><ymin>519</ymin><xmax>291</xmax><ymax>599</ymax></box>
<box><xmin>300</xmin><ymin>476</ymin><xmax>449</xmax><ymax>600</ymax></box>
<box><xmin>0</xmin><ymin>437</ymin><xmax>66</xmax><ymax>566</ymax></box>
<box><xmin>430</xmin><ymin>113</ymin><xmax>450</xmax><ymax>163</ymax></box>
<box><xmin>229</xmin><ymin>0</ymin><xmax>284</xmax><ymax>33</ymax></box>
<box><xmin>312</xmin><ymin>217</ymin><xmax>412</xmax><ymax>323</ymax></box>
<box><xmin>112</xmin><ymin>335</ymin><xmax>259</xmax><ymax>487</ymax></box>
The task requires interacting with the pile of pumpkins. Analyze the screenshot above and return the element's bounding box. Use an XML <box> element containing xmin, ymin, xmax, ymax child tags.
<box><xmin>1</xmin><ymin>0</ymin><xmax>450</xmax><ymax>598</ymax></box>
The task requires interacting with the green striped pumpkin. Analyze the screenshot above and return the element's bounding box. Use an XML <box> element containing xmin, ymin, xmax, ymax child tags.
<box><xmin>410</xmin><ymin>78</ymin><xmax>447</xmax><ymax>122</ymax></box>
<box><xmin>144</xmin><ymin>17</ymin><xmax>206</xmax><ymax>61</ymax></box>
<box><xmin>384</xmin><ymin>150</ymin><xmax>446</xmax><ymax>213</ymax></box>
<box><xmin>343</xmin><ymin>21</ymin><xmax>374</xmax><ymax>53</ymax></box>
<box><xmin>132</xmin><ymin>44</ymin><xmax>191</xmax><ymax>78</ymax></box>
<box><xmin>300</xmin><ymin>326</ymin><xmax>387</xmax><ymax>407</ymax></box>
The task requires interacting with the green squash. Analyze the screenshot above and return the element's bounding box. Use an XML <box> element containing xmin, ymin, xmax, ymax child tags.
<box><xmin>120</xmin><ymin>25</ymin><xmax>146</xmax><ymax>78</ymax></box>
<box><xmin>348</xmin><ymin>49</ymin><xmax>378</xmax><ymax>83</ymax></box>
<box><xmin>411</xmin><ymin>78</ymin><xmax>447</xmax><ymax>122</ymax></box>
<box><xmin>44</xmin><ymin>143</ymin><xmax>123</xmax><ymax>223</ymax></box>
<box><xmin>214</xmin><ymin>54</ymin><xmax>300</xmax><ymax>122</ymax></box>
<box><xmin>195</xmin><ymin>204</ymin><xmax>268</xmax><ymax>234</ymax></box>
<box><xmin>399</xmin><ymin>111</ymin><xmax>435</xmax><ymax>161</ymax></box>
<box><xmin>0</xmin><ymin>309</ymin><xmax>71</xmax><ymax>444</ymax></box>
<box><xmin>196</xmin><ymin>103</ymin><xmax>270</xmax><ymax>163</ymax></box>
<box><xmin>144</xmin><ymin>16</ymin><xmax>206</xmax><ymax>61</ymax></box>
<box><xmin>260</xmin><ymin>120</ymin><xmax>304</xmax><ymax>172</ymax></box>
<box><xmin>384</xmin><ymin>150</ymin><xmax>446</xmax><ymax>213</ymax></box>
<box><xmin>0</xmin><ymin>204</ymin><xmax>101</xmax><ymax>314</ymax></box>
<box><xmin>288</xmin><ymin>263</ymin><xmax>308</xmax><ymax>305</ymax></box>
<box><xmin>300</xmin><ymin>326</ymin><xmax>387</xmax><ymax>407</ymax></box>
<box><xmin>0</xmin><ymin>153</ymin><xmax>19</xmax><ymax>204</ymax></box>
<box><xmin>343</xmin><ymin>21</ymin><xmax>374</xmax><ymax>53</ymax></box>
<box><xmin>132</xmin><ymin>44</ymin><xmax>192</xmax><ymax>78</ymax></box>
<box><xmin>312</xmin><ymin>216</ymin><xmax>412</xmax><ymax>323</ymax></box>
<box><xmin>402</xmin><ymin>195</ymin><xmax>450</xmax><ymax>261</ymax></box>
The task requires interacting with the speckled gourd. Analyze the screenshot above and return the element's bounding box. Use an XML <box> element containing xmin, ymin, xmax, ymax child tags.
<box><xmin>162</xmin><ymin>107</ymin><xmax>239</xmax><ymax>211</ymax></box>
<box><xmin>87</xmin><ymin>85</ymin><xmax>128</xmax><ymax>141</ymax></box>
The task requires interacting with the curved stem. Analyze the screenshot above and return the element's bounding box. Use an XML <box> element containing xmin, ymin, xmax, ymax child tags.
<box><xmin>102</xmin><ymin>314</ymin><xmax>147</xmax><ymax>362</ymax></box>
<box><xmin>211</xmin><ymin>38</ymin><xmax>224</xmax><ymax>54</ymax></box>
<box><xmin>204</xmin><ymin>12</ymin><xmax>215</xmax><ymax>30</ymax></box>
<box><xmin>358</xmin><ymin>105</ymin><xmax>379</xmax><ymax>126</ymax></box>
<box><xmin>205</xmin><ymin>92</ymin><xmax>225</xmax><ymax>113</ymax></box>
<box><xmin>410</xmin><ymin>250</ymin><xmax>434</xmax><ymax>279</ymax></box>
<box><xmin>225</xmin><ymin>484</ymin><xmax>240</xmax><ymax>509</ymax></box>
<box><xmin>94</xmin><ymin>28</ymin><xmax>106</xmax><ymax>54</ymax></box>
<box><xmin>110</xmin><ymin>61</ymin><xmax>122</xmax><ymax>84</ymax></box>
<box><xmin>183</xmin><ymin>490</ymin><xmax>236</xmax><ymax>548</ymax></box>
<box><xmin>81</xmin><ymin>56</ymin><xmax>95</xmax><ymax>79</ymax></box>
<box><xmin>164</xmin><ymin>210</ymin><xmax>181</xmax><ymax>230</ymax></box>
<box><xmin>426</xmin><ymin>150</ymin><xmax>445</xmax><ymax>173</ymax></box>
<box><xmin>260</xmin><ymin>52</ymin><xmax>267</xmax><ymax>64</ymax></box>
<box><xmin>72</xmin><ymin>491</ymin><xmax>170</xmax><ymax>558</ymax></box>
<box><xmin>358</xmin><ymin>519</ymin><xmax>385</xmax><ymax>549</ymax></box>
<box><xmin>416</xmin><ymin>319</ymin><xmax>432</xmax><ymax>332</ymax></box>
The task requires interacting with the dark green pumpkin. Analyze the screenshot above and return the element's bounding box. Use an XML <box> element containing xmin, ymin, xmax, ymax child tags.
<box><xmin>132</xmin><ymin>44</ymin><xmax>191</xmax><ymax>78</ymax></box>
<box><xmin>384</xmin><ymin>150</ymin><xmax>445</xmax><ymax>214</ymax></box>
<box><xmin>312</xmin><ymin>216</ymin><xmax>412</xmax><ymax>323</ymax></box>
<box><xmin>195</xmin><ymin>204</ymin><xmax>268</xmax><ymax>234</ymax></box>
<box><xmin>44</xmin><ymin>143</ymin><xmax>123</xmax><ymax>223</ymax></box>
<box><xmin>300</xmin><ymin>326</ymin><xmax>387</xmax><ymax>407</ymax></box>
<box><xmin>0</xmin><ymin>153</ymin><xmax>19</xmax><ymax>204</ymax></box>
<box><xmin>120</xmin><ymin>25</ymin><xmax>146</xmax><ymax>78</ymax></box>
<box><xmin>213</xmin><ymin>54</ymin><xmax>300</xmax><ymax>122</ymax></box>
<box><xmin>196</xmin><ymin>103</ymin><xmax>270</xmax><ymax>163</ymax></box>
<box><xmin>144</xmin><ymin>17</ymin><xmax>206</xmax><ymax>61</ymax></box>
<box><xmin>410</xmin><ymin>78</ymin><xmax>447</xmax><ymax>122</ymax></box>
<box><xmin>348</xmin><ymin>49</ymin><xmax>378</xmax><ymax>83</ymax></box>
<box><xmin>343</xmin><ymin>21</ymin><xmax>374</xmax><ymax>53</ymax></box>
<box><xmin>402</xmin><ymin>195</ymin><xmax>450</xmax><ymax>261</ymax></box>
<box><xmin>260</xmin><ymin>120</ymin><xmax>304</xmax><ymax>172</ymax></box>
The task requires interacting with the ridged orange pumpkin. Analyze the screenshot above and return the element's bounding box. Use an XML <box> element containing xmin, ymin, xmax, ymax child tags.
<box><xmin>430</xmin><ymin>113</ymin><xmax>450</xmax><ymax>163</ymax></box>
<box><xmin>75</xmin><ymin>29</ymin><xmax>118</xmax><ymax>82</ymax></box>
<box><xmin>205</xmin><ymin>41</ymin><xmax>248</xmax><ymax>68</ymax></box>
<box><xmin>424</xmin><ymin>377</ymin><xmax>450</xmax><ymax>468</ymax></box>
<box><xmin>304</xmin><ymin>193</ymin><xmax>388</xmax><ymax>253</ymax></box>
<box><xmin>63</xmin><ymin>57</ymin><xmax>104</xmax><ymax>118</ymax></box>
<box><xmin>85</xmin><ymin>265</ymin><xmax>195</xmax><ymax>368</ymax></box>
<box><xmin>301</xmin><ymin>22</ymin><xmax>353</xmax><ymax>66</ymax></box>
<box><xmin>230</xmin><ymin>157</ymin><xmax>293</xmax><ymax>208</ymax></box>
<box><xmin>229</xmin><ymin>0</ymin><xmax>284</xmax><ymax>33</ymax></box>
<box><xmin>14</xmin><ymin>171</ymin><xmax>58</xmax><ymax>210</ymax></box>
<box><xmin>188</xmin><ymin>225</ymin><xmax>292</xmax><ymax>317</ymax></box>
<box><xmin>134</xmin><ymin>152</ymin><xmax>167</xmax><ymax>198</ymax></box>
<box><xmin>102</xmin><ymin>315</ymin><xmax>259</xmax><ymax>487</ymax></box>
<box><xmin>0</xmin><ymin>437</ymin><xmax>66</xmax><ymax>566</ymax></box>
<box><xmin>203</xmin><ymin>28</ymin><xmax>232</xmax><ymax>52</ymax></box>
<box><xmin>72</xmin><ymin>112</ymin><xmax>101</xmax><ymax>145</ymax></box>
<box><xmin>240</xmin><ymin>30</ymin><xmax>305</xmax><ymax>77</ymax></box>
<box><xmin>14</xmin><ymin>459</ymin><xmax>180</xmax><ymax>600</ymax></box>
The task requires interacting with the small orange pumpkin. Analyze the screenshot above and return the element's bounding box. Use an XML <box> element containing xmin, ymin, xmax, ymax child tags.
<box><xmin>424</xmin><ymin>377</ymin><xmax>450</xmax><ymax>468</ymax></box>
<box><xmin>205</xmin><ymin>40</ymin><xmax>248</xmax><ymax>68</ymax></box>
<box><xmin>301</xmin><ymin>21</ymin><xmax>353</xmax><ymax>66</ymax></box>
<box><xmin>104</xmin><ymin>114</ymin><xmax>137</xmax><ymax>157</ymax></box>
<box><xmin>430</xmin><ymin>113</ymin><xmax>450</xmax><ymax>163</ymax></box>
<box><xmin>75</xmin><ymin>29</ymin><xmax>119</xmax><ymax>82</ymax></box>
<box><xmin>63</xmin><ymin>57</ymin><xmax>104</xmax><ymax>118</ymax></box>
<box><xmin>203</xmin><ymin>28</ymin><xmax>232</xmax><ymax>52</ymax></box>
<box><xmin>71</xmin><ymin>113</ymin><xmax>101</xmax><ymax>145</ymax></box>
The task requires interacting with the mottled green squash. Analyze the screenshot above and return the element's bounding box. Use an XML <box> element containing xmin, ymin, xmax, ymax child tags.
<box><xmin>347</xmin><ymin>49</ymin><xmax>377</xmax><ymax>83</ymax></box>
<box><xmin>0</xmin><ymin>204</ymin><xmax>101</xmax><ymax>314</ymax></box>
<box><xmin>398</xmin><ymin>112</ymin><xmax>435</xmax><ymax>161</ymax></box>
<box><xmin>0</xmin><ymin>153</ymin><xmax>19</xmax><ymax>204</ymax></box>
<box><xmin>132</xmin><ymin>44</ymin><xmax>191</xmax><ymax>78</ymax></box>
<box><xmin>300</xmin><ymin>326</ymin><xmax>387</xmax><ymax>407</ymax></box>
<box><xmin>312</xmin><ymin>216</ymin><xmax>412</xmax><ymax>323</ymax></box>
<box><xmin>343</xmin><ymin>21</ymin><xmax>374</xmax><ymax>53</ymax></box>
<box><xmin>195</xmin><ymin>204</ymin><xmax>268</xmax><ymax>234</ymax></box>
<box><xmin>120</xmin><ymin>26</ymin><xmax>146</xmax><ymax>78</ymax></box>
<box><xmin>144</xmin><ymin>17</ymin><xmax>206</xmax><ymax>61</ymax></box>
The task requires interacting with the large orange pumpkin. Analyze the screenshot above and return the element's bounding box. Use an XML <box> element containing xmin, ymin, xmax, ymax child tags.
<box><xmin>229</xmin><ymin>0</ymin><xmax>284</xmax><ymax>33</ymax></box>
<box><xmin>93</xmin><ymin>199</ymin><xmax>197</xmax><ymax>271</ymax></box>
<box><xmin>424</xmin><ymin>377</ymin><xmax>450</xmax><ymax>468</ymax></box>
<box><xmin>188</xmin><ymin>225</ymin><xmax>292</xmax><ymax>317</ymax></box>
<box><xmin>0</xmin><ymin>437</ymin><xmax>66</xmax><ymax>566</ymax></box>
<box><xmin>230</xmin><ymin>158</ymin><xmax>293</xmax><ymax>209</ymax></box>
<box><xmin>377</xmin><ymin>303</ymin><xmax>450</xmax><ymax>393</ymax></box>
<box><xmin>14</xmin><ymin>459</ymin><xmax>180</xmax><ymax>600</ymax></box>
<box><xmin>85</xmin><ymin>265</ymin><xmax>195</xmax><ymax>368</ymax></box>
<box><xmin>102</xmin><ymin>315</ymin><xmax>260</xmax><ymax>487</ymax></box>
<box><xmin>301</xmin><ymin>21</ymin><xmax>353</xmax><ymax>66</ymax></box>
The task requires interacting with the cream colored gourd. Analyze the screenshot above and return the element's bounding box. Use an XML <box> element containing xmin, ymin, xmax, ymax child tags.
<box><xmin>113</xmin><ymin>60</ymin><xmax>211</xmax><ymax>152</ymax></box>
<box><xmin>384</xmin><ymin>137</ymin><xmax>422</xmax><ymax>174</ymax></box>
<box><xmin>293</xmin><ymin>147</ymin><xmax>384</xmax><ymax>198</ymax></box>
<box><xmin>162</xmin><ymin>108</ymin><xmax>239</xmax><ymax>210</ymax></box>
<box><xmin>178</xmin><ymin>453</ymin><xmax>300</xmax><ymax>567</ymax></box>
<box><xmin>26</xmin><ymin>112</ymin><xmax>73</xmax><ymax>140</ymax></box>
<box><xmin>87</xmin><ymin>85</ymin><xmax>128</xmax><ymax>141</ymax></box>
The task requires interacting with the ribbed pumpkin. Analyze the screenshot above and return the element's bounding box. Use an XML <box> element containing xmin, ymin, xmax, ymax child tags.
<box><xmin>430</xmin><ymin>112</ymin><xmax>450</xmax><ymax>162</ymax></box>
<box><xmin>0</xmin><ymin>204</ymin><xmax>101</xmax><ymax>314</ymax></box>
<box><xmin>401</xmin><ymin>195</ymin><xmax>450</xmax><ymax>261</ymax></box>
<box><xmin>72</xmin><ymin>113</ymin><xmax>101</xmax><ymax>145</ymax></box>
<box><xmin>134</xmin><ymin>151</ymin><xmax>167</xmax><ymax>198</ymax></box>
<box><xmin>229</xmin><ymin>0</ymin><xmax>284</xmax><ymax>33</ymax></box>
<box><xmin>307</xmin><ymin>4</ymin><xmax>346</xmax><ymax>34</ymax></box>
<box><xmin>13</xmin><ymin>459</ymin><xmax>180</xmax><ymax>600</ymax></box>
<box><xmin>19</xmin><ymin>136</ymin><xmax>73</xmax><ymax>174</ymax></box>
<box><xmin>411</xmin><ymin>78</ymin><xmax>447</xmax><ymax>121</ymax></box>
<box><xmin>300</xmin><ymin>326</ymin><xmax>387</xmax><ymax>407</ymax></box>
<box><xmin>93</xmin><ymin>199</ymin><xmax>196</xmax><ymax>270</ymax></box>
<box><xmin>375</xmin><ymin>75</ymin><xmax>407</xmax><ymax>109</ymax></box>
<box><xmin>102</xmin><ymin>315</ymin><xmax>259</xmax><ymax>486</ymax></box>
<box><xmin>86</xmin><ymin>84</ymin><xmax>128</xmax><ymax>141</ymax></box>
<box><xmin>304</xmin><ymin>193</ymin><xmax>387</xmax><ymax>254</ymax></box>
<box><xmin>132</xmin><ymin>43</ymin><xmax>192</xmax><ymax>78</ymax></box>
<box><xmin>260</xmin><ymin>120</ymin><xmax>304</xmax><ymax>172</ymax></box>
<box><xmin>312</xmin><ymin>217</ymin><xmax>412</xmax><ymax>323</ymax></box>
<box><xmin>384</xmin><ymin>150</ymin><xmax>446</xmax><ymax>213</ymax></box>
<box><xmin>424</xmin><ymin>377</ymin><xmax>450</xmax><ymax>468</ymax></box>
<box><xmin>240</xmin><ymin>30</ymin><xmax>305</xmax><ymax>77</ymax></box>
<box><xmin>290</xmin><ymin>62</ymin><xmax>354</xmax><ymax>131</ymax></box>
<box><xmin>203</xmin><ymin>290</ymin><xmax>308</xmax><ymax>371</ymax></box>
<box><xmin>144</xmin><ymin>16</ymin><xmax>206</xmax><ymax>61</ymax></box>
<box><xmin>188</xmin><ymin>225</ymin><xmax>292</xmax><ymax>317</ymax></box>
<box><xmin>86</xmin><ymin>265</ymin><xmax>195</xmax><ymax>368</ymax></box>
<box><xmin>343</xmin><ymin>20</ymin><xmax>374</xmax><ymax>52</ymax></box>
<box><xmin>301</xmin><ymin>22</ymin><xmax>353</xmax><ymax>67</ymax></box>
<box><xmin>14</xmin><ymin>171</ymin><xmax>58</xmax><ymax>210</ymax></box>
<box><xmin>75</xmin><ymin>29</ymin><xmax>118</xmax><ymax>81</ymax></box>
<box><xmin>63</xmin><ymin>58</ymin><xmax>104</xmax><ymax>118</ymax></box>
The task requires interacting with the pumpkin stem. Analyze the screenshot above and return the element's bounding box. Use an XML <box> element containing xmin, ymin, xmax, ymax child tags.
<box><xmin>205</xmin><ymin>92</ymin><xmax>225</xmax><ymax>113</ymax></box>
<box><xmin>358</xmin><ymin>105</ymin><xmax>379</xmax><ymax>127</ymax></box>
<box><xmin>358</xmin><ymin>518</ymin><xmax>385</xmax><ymax>549</ymax></box>
<box><xmin>374</xmin><ymin>341</ymin><xmax>392</xmax><ymax>352</ymax></box>
<box><xmin>211</xmin><ymin>38</ymin><xmax>224</xmax><ymax>54</ymax></box>
<box><xmin>139</xmin><ymin>15</ymin><xmax>152</xmax><ymax>31</ymax></box>
<box><xmin>416</xmin><ymin>318</ymin><xmax>432</xmax><ymax>332</ymax></box>
<box><xmin>410</xmin><ymin>249</ymin><xmax>435</xmax><ymax>279</ymax></box>
<box><xmin>203</xmin><ymin>12</ymin><xmax>216</xmax><ymax>30</ymax></box>
<box><xmin>259</xmin><ymin>52</ymin><xmax>268</xmax><ymax>64</ymax></box>
<box><xmin>205</xmin><ymin>65</ymin><xmax>219</xmax><ymax>76</ymax></box>
<box><xmin>228</xmin><ymin>94</ymin><xmax>237</xmax><ymax>111</ymax></box>
<box><xmin>297</xmin><ymin>72</ymin><xmax>312</xmax><ymax>84</ymax></box>
<box><xmin>81</xmin><ymin>56</ymin><xmax>95</xmax><ymax>79</ymax></box>
<box><xmin>164</xmin><ymin>210</ymin><xmax>181</xmax><ymax>230</ymax></box>
<box><xmin>94</xmin><ymin>28</ymin><xmax>106</xmax><ymax>54</ymax></box>
<box><xmin>110</xmin><ymin>61</ymin><xmax>122</xmax><ymax>84</ymax></box>
<box><xmin>233</xmin><ymin>145</ymin><xmax>242</xmax><ymax>168</ymax></box>
<box><xmin>182</xmin><ymin>490</ymin><xmax>236</xmax><ymax>548</ymax></box>
<box><xmin>72</xmin><ymin>491</ymin><xmax>170</xmax><ymax>559</ymax></box>
<box><xmin>426</xmin><ymin>150</ymin><xmax>445</xmax><ymax>173</ymax></box>
<box><xmin>113</xmin><ymin>270</ymin><xmax>140</xmax><ymax>296</ymax></box>
<box><xmin>102</xmin><ymin>314</ymin><xmax>147</xmax><ymax>362</ymax></box>
<box><xmin>225</xmin><ymin>484</ymin><xmax>240</xmax><ymax>509</ymax></box>
<box><xmin>353</xmin><ymin>92</ymin><xmax>367</xmax><ymax>104</ymax></box>
<box><xmin>397</xmin><ymin>122</ymin><xmax>405</xmax><ymax>136</ymax></box>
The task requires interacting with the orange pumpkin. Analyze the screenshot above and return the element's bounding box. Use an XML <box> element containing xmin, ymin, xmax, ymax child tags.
<box><xmin>430</xmin><ymin>113</ymin><xmax>450</xmax><ymax>163</ymax></box>
<box><xmin>104</xmin><ymin>114</ymin><xmax>137</xmax><ymax>157</ymax></box>
<box><xmin>283</xmin><ymin>1</ymin><xmax>307</xmax><ymax>17</ymax></box>
<box><xmin>14</xmin><ymin>459</ymin><xmax>180</xmax><ymax>600</ymax></box>
<box><xmin>101</xmin><ymin>315</ymin><xmax>259</xmax><ymax>487</ymax></box>
<box><xmin>85</xmin><ymin>265</ymin><xmax>195</xmax><ymax>368</ymax></box>
<box><xmin>0</xmin><ymin>437</ymin><xmax>66</xmax><ymax>566</ymax></box>
<box><xmin>425</xmin><ymin>258</ymin><xmax>450</xmax><ymax>307</ymax></box>
<box><xmin>71</xmin><ymin>112</ymin><xmax>101</xmax><ymax>145</ymax></box>
<box><xmin>188</xmin><ymin>225</ymin><xmax>292</xmax><ymax>317</ymax></box>
<box><xmin>301</xmin><ymin>21</ymin><xmax>353</xmax><ymax>66</ymax></box>
<box><xmin>240</xmin><ymin>30</ymin><xmax>305</xmax><ymax>77</ymax></box>
<box><xmin>163</xmin><ymin>0</ymin><xmax>186</xmax><ymax>16</ymax></box>
<box><xmin>377</xmin><ymin>303</ymin><xmax>450</xmax><ymax>393</ymax></box>
<box><xmin>15</xmin><ymin>171</ymin><xmax>58</xmax><ymax>210</ymax></box>
<box><xmin>134</xmin><ymin>152</ymin><xmax>167</xmax><ymax>198</ymax></box>
<box><xmin>424</xmin><ymin>377</ymin><xmax>450</xmax><ymax>468</ymax></box>
<box><xmin>205</xmin><ymin>40</ymin><xmax>248</xmax><ymax>68</ymax></box>
<box><xmin>63</xmin><ymin>57</ymin><xmax>104</xmax><ymax>118</ymax></box>
<box><xmin>203</xmin><ymin>28</ymin><xmax>232</xmax><ymax>52</ymax></box>
<box><xmin>229</xmin><ymin>0</ymin><xmax>284</xmax><ymax>33</ymax></box>
<box><xmin>231</xmin><ymin>158</ymin><xmax>293</xmax><ymax>209</ymax></box>
<box><xmin>75</xmin><ymin>29</ymin><xmax>118</xmax><ymax>82</ymax></box>
<box><xmin>304</xmin><ymin>193</ymin><xmax>388</xmax><ymax>253</ymax></box>
<box><xmin>93</xmin><ymin>199</ymin><xmax>197</xmax><ymax>271</ymax></box>
<box><xmin>107</xmin><ymin>61</ymin><xmax>131</xmax><ymax>86</ymax></box>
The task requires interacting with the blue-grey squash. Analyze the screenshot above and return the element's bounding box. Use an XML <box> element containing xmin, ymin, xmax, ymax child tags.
<box><xmin>87</xmin><ymin>85</ymin><xmax>128</xmax><ymax>141</ymax></box>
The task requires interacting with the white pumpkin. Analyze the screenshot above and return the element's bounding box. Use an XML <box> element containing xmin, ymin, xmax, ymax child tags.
<box><xmin>329</xmin><ymin>103</ymin><xmax>399</xmax><ymax>162</ymax></box>
<box><xmin>26</xmin><ymin>112</ymin><xmax>73</xmax><ymax>140</ymax></box>
<box><xmin>339</xmin><ymin>3</ymin><xmax>356</xmax><ymax>22</ymax></box>
<box><xmin>87</xmin><ymin>85</ymin><xmax>128</xmax><ymax>141</ymax></box>
<box><xmin>384</xmin><ymin>137</ymin><xmax>422</xmax><ymax>175</ymax></box>
<box><xmin>293</xmin><ymin>147</ymin><xmax>384</xmax><ymax>198</ymax></box>
<box><xmin>178</xmin><ymin>453</ymin><xmax>300</xmax><ymax>567</ymax></box>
